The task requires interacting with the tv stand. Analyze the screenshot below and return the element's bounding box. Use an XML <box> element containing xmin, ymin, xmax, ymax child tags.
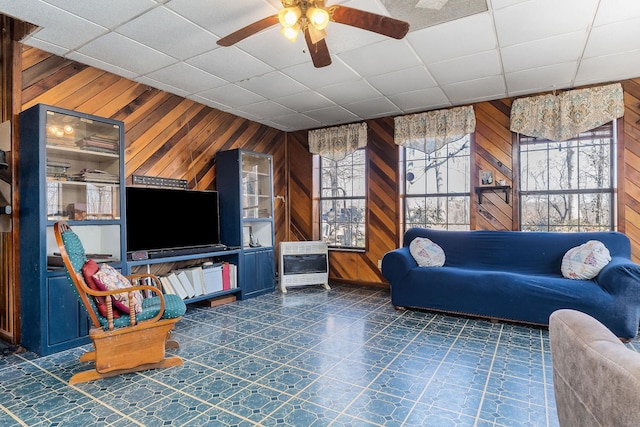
<box><xmin>125</xmin><ymin>247</ymin><xmax>241</xmax><ymax>305</ymax></box>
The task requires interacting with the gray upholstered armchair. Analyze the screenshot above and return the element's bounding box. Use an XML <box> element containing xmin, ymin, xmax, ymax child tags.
<box><xmin>549</xmin><ymin>309</ymin><xmax>640</xmax><ymax>427</ymax></box>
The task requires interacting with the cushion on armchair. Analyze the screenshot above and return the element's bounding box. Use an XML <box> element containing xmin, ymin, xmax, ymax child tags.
<box><xmin>92</xmin><ymin>263</ymin><xmax>144</xmax><ymax>314</ymax></box>
<box><xmin>96</xmin><ymin>293</ymin><xmax>187</xmax><ymax>329</ymax></box>
<box><xmin>81</xmin><ymin>259</ymin><xmax>120</xmax><ymax>319</ymax></box>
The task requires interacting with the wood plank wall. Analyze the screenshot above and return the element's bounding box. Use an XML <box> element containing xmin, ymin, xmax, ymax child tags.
<box><xmin>12</xmin><ymin>45</ymin><xmax>640</xmax><ymax>309</ymax></box>
<box><xmin>287</xmin><ymin>81</ymin><xmax>640</xmax><ymax>283</ymax></box>
<box><xmin>621</xmin><ymin>79</ymin><xmax>640</xmax><ymax>262</ymax></box>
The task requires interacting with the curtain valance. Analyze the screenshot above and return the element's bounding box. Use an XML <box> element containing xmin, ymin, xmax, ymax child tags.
<box><xmin>308</xmin><ymin>122</ymin><xmax>367</xmax><ymax>161</ymax></box>
<box><xmin>509</xmin><ymin>83</ymin><xmax>624</xmax><ymax>141</ymax></box>
<box><xmin>394</xmin><ymin>105</ymin><xmax>476</xmax><ymax>153</ymax></box>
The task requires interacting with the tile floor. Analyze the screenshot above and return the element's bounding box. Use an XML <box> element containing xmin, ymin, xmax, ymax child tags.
<box><xmin>0</xmin><ymin>283</ymin><xmax>635</xmax><ymax>426</ymax></box>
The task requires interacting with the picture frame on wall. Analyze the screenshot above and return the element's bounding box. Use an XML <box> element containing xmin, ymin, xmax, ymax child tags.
<box><xmin>480</xmin><ymin>170</ymin><xmax>494</xmax><ymax>186</ymax></box>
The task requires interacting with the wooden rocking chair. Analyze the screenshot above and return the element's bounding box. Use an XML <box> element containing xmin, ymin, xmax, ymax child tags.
<box><xmin>54</xmin><ymin>221</ymin><xmax>187</xmax><ymax>384</ymax></box>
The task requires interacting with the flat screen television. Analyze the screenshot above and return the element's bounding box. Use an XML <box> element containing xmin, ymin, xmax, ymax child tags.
<box><xmin>125</xmin><ymin>187</ymin><xmax>222</xmax><ymax>257</ymax></box>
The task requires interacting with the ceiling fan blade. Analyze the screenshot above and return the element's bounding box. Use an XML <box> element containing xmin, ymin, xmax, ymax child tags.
<box><xmin>329</xmin><ymin>5</ymin><xmax>410</xmax><ymax>40</ymax></box>
<box><xmin>304</xmin><ymin>27</ymin><xmax>332</xmax><ymax>68</ymax></box>
<box><xmin>217</xmin><ymin>15</ymin><xmax>279</xmax><ymax>46</ymax></box>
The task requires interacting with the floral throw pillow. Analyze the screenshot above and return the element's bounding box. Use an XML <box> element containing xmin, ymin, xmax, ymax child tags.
<box><xmin>81</xmin><ymin>259</ymin><xmax>120</xmax><ymax>319</ymax></box>
<box><xmin>92</xmin><ymin>264</ymin><xmax>143</xmax><ymax>314</ymax></box>
<box><xmin>561</xmin><ymin>240</ymin><xmax>611</xmax><ymax>280</ymax></box>
<box><xmin>409</xmin><ymin>237</ymin><xmax>446</xmax><ymax>267</ymax></box>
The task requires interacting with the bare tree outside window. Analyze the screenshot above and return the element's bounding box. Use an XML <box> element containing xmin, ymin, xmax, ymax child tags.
<box><xmin>404</xmin><ymin>135</ymin><xmax>470</xmax><ymax>230</ymax></box>
<box><xmin>519</xmin><ymin>123</ymin><xmax>616</xmax><ymax>231</ymax></box>
<box><xmin>319</xmin><ymin>149</ymin><xmax>366</xmax><ymax>249</ymax></box>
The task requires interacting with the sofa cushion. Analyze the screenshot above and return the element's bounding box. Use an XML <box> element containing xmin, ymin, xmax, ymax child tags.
<box><xmin>561</xmin><ymin>240</ymin><xmax>611</xmax><ymax>280</ymax></box>
<box><xmin>92</xmin><ymin>264</ymin><xmax>144</xmax><ymax>314</ymax></box>
<box><xmin>410</xmin><ymin>237</ymin><xmax>445</xmax><ymax>267</ymax></box>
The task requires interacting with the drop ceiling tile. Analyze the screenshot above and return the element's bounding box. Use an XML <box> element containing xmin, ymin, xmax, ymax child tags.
<box><xmin>21</xmin><ymin>36</ymin><xmax>68</xmax><ymax>56</ymax></box>
<box><xmin>235</xmin><ymin>27</ymin><xmax>312</xmax><ymax>70</ymax></box>
<box><xmin>236</xmin><ymin>71</ymin><xmax>309</xmax><ymax>99</ymax></box>
<box><xmin>389</xmin><ymin>87</ymin><xmax>451</xmax><ymax>112</ymax></box>
<box><xmin>428</xmin><ymin>49</ymin><xmax>502</xmax><ymax>86</ymax></box>
<box><xmin>234</xmin><ymin>101</ymin><xmax>296</xmax><ymax>120</ymax></box>
<box><xmin>343</xmin><ymin>97</ymin><xmax>401</xmax><ymax>118</ymax></box>
<box><xmin>187</xmin><ymin>94</ymin><xmax>229</xmax><ymax>112</ymax></box>
<box><xmin>145</xmin><ymin>62</ymin><xmax>227</xmax><ymax>94</ymax></box>
<box><xmin>302</xmin><ymin>106</ymin><xmax>360</xmax><ymax>126</ymax></box>
<box><xmin>593</xmin><ymin>0</ymin><xmax>640</xmax><ymax>26</ymax></box>
<box><xmin>505</xmin><ymin>62</ymin><xmax>577</xmax><ymax>95</ymax></box>
<box><xmin>441</xmin><ymin>75</ymin><xmax>506</xmax><ymax>104</ymax></box>
<box><xmin>407</xmin><ymin>12</ymin><xmax>496</xmax><ymax>64</ymax></box>
<box><xmin>501</xmin><ymin>31</ymin><xmax>586</xmax><ymax>73</ymax></box>
<box><xmin>493</xmin><ymin>0</ymin><xmax>598</xmax><ymax>47</ymax></box>
<box><xmin>576</xmin><ymin>50</ymin><xmax>640</xmax><ymax>86</ymax></box>
<box><xmin>186</xmin><ymin>47</ymin><xmax>274</xmax><ymax>83</ymax></box>
<box><xmin>76</xmin><ymin>32</ymin><xmax>177</xmax><ymax>76</ymax></box>
<box><xmin>324</xmin><ymin>20</ymin><xmax>388</xmax><ymax>55</ymax></box>
<box><xmin>43</xmin><ymin>0</ymin><xmax>157</xmax><ymax>29</ymax></box>
<box><xmin>337</xmin><ymin>39</ymin><xmax>422</xmax><ymax>77</ymax></box>
<box><xmin>1</xmin><ymin>0</ymin><xmax>107</xmax><ymax>50</ymax></box>
<box><xmin>273</xmin><ymin>91</ymin><xmax>335</xmax><ymax>112</ymax></box>
<box><xmin>196</xmin><ymin>84</ymin><xmax>265</xmax><ymax>108</ymax></box>
<box><xmin>267</xmin><ymin>114</ymin><xmax>321</xmax><ymax>131</ymax></box>
<box><xmin>316</xmin><ymin>80</ymin><xmax>382</xmax><ymax>105</ymax></box>
<box><xmin>116</xmin><ymin>7</ymin><xmax>219</xmax><ymax>60</ymax></box>
<box><xmin>583</xmin><ymin>18</ymin><xmax>640</xmax><ymax>58</ymax></box>
<box><xmin>281</xmin><ymin>59</ymin><xmax>361</xmax><ymax>89</ymax></box>
<box><xmin>65</xmin><ymin>51</ymin><xmax>139</xmax><ymax>79</ymax></box>
<box><xmin>135</xmin><ymin>76</ymin><xmax>190</xmax><ymax>97</ymax></box>
<box><xmin>166</xmin><ymin>0</ymin><xmax>278</xmax><ymax>39</ymax></box>
<box><xmin>367</xmin><ymin>66</ymin><xmax>437</xmax><ymax>96</ymax></box>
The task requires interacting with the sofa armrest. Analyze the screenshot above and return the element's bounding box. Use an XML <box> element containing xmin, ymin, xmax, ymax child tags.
<box><xmin>596</xmin><ymin>256</ymin><xmax>640</xmax><ymax>297</ymax></box>
<box><xmin>382</xmin><ymin>247</ymin><xmax>417</xmax><ymax>286</ymax></box>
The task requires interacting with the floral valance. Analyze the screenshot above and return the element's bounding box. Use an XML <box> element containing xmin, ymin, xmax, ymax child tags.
<box><xmin>308</xmin><ymin>122</ymin><xmax>367</xmax><ymax>161</ymax></box>
<box><xmin>394</xmin><ymin>105</ymin><xmax>476</xmax><ymax>153</ymax></box>
<box><xmin>510</xmin><ymin>83</ymin><xmax>624</xmax><ymax>142</ymax></box>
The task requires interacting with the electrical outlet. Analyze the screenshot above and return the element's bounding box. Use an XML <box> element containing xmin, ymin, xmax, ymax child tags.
<box><xmin>378</xmin><ymin>259</ymin><xmax>382</xmax><ymax>269</ymax></box>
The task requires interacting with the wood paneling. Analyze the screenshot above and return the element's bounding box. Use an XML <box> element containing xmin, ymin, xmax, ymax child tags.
<box><xmin>622</xmin><ymin>79</ymin><xmax>640</xmax><ymax>262</ymax></box>
<box><xmin>9</xmin><ymin>42</ymin><xmax>640</xmax><ymax>308</ymax></box>
<box><xmin>18</xmin><ymin>46</ymin><xmax>285</xmax><ymax>196</ymax></box>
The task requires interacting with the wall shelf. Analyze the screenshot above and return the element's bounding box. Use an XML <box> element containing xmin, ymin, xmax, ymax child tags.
<box><xmin>475</xmin><ymin>185</ymin><xmax>511</xmax><ymax>204</ymax></box>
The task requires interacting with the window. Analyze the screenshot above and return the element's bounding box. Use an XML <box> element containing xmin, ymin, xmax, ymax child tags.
<box><xmin>519</xmin><ymin>122</ymin><xmax>616</xmax><ymax>231</ymax></box>
<box><xmin>319</xmin><ymin>149</ymin><xmax>366</xmax><ymax>249</ymax></box>
<box><xmin>404</xmin><ymin>135</ymin><xmax>471</xmax><ymax>230</ymax></box>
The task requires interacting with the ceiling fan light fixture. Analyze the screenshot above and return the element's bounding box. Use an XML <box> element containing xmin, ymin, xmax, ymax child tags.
<box><xmin>281</xmin><ymin>22</ymin><xmax>301</xmax><ymax>42</ymax></box>
<box><xmin>306</xmin><ymin>7</ymin><xmax>329</xmax><ymax>30</ymax></box>
<box><xmin>278</xmin><ymin>6</ymin><xmax>301</xmax><ymax>27</ymax></box>
<box><xmin>307</xmin><ymin>25</ymin><xmax>326</xmax><ymax>44</ymax></box>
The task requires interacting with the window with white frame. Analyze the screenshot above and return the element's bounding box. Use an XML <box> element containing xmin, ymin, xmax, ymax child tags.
<box><xmin>519</xmin><ymin>122</ymin><xmax>616</xmax><ymax>231</ymax></box>
<box><xmin>404</xmin><ymin>135</ymin><xmax>470</xmax><ymax>230</ymax></box>
<box><xmin>319</xmin><ymin>149</ymin><xmax>366</xmax><ymax>249</ymax></box>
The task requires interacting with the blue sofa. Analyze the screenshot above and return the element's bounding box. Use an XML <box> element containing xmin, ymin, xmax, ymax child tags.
<box><xmin>382</xmin><ymin>228</ymin><xmax>640</xmax><ymax>338</ymax></box>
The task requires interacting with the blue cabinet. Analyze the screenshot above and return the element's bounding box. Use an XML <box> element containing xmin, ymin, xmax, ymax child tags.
<box><xmin>19</xmin><ymin>104</ymin><xmax>125</xmax><ymax>355</ymax></box>
<box><xmin>216</xmin><ymin>149</ymin><xmax>275</xmax><ymax>298</ymax></box>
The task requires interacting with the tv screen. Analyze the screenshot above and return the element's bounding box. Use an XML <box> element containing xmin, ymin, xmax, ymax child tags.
<box><xmin>125</xmin><ymin>187</ymin><xmax>221</xmax><ymax>254</ymax></box>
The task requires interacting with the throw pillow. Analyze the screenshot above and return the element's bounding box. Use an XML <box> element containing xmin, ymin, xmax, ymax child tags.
<box><xmin>409</xmin><ymin>237</ymin><xmax>446</xmax><ymax>267</ymax></box>
<box><xmin>81</xmin><ymin>259</ymin><xmax>119</xmax><ymax>319</ymax></box>
<box><xmin>92</xmin><ymin>264</ymin><xmax>144</xmax><ymax>314</ymax></box>
<box><xmin>561</xmin><ymin>240</ymin><xmax>611</xmax><ymax>280</ymax></box>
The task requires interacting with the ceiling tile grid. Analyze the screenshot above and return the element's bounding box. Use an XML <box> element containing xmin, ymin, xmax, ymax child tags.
<box><xmin>2</xmin><ymin>0</ymin><xmax>640</xmax><ymax>131</ymax></box>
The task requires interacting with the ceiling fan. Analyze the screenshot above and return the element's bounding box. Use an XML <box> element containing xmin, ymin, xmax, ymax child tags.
<box><xmin>216</xmin><ymin>0</ymin><xmax>410</xmax><ymax>68</ymax></box>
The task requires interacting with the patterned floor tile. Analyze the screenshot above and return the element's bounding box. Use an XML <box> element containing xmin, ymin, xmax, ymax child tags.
<box><xmin>0</xmin><ymin>283</ymin><xmax>570</xmax><ymax>426</ymax></box>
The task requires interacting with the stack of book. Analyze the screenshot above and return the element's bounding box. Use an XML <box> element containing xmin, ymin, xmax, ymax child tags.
<box><xmin>77</xmin><ymin>134</ymin><xmax>119</xmax><ymax>154</ymax></box>
<box><xmin>160</xmin><ymin>262</ymin><xmax>237</xmax><ymax>300</ymax></box>
<box><xmin>46</xmin><ymin>160</ymin><xmax>71</xmax><ymax>179</ymax></box>
<box><xmin>68</xmin><ymin>169</ymin><xmax>119</xmax><ymax>184</ymax></box>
